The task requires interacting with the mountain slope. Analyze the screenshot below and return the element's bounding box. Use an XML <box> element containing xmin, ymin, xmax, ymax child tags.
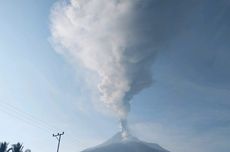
<box><xmin>82</xmin><ymin>132</ymin><xmax>170</xmax><ymax>152</ymax></box>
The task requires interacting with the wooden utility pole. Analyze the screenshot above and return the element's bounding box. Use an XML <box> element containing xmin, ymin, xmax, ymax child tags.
<box><xmin>53</xmin><ymin>132</ymin><xmax>64</xmax><ymax>152</ymax></box>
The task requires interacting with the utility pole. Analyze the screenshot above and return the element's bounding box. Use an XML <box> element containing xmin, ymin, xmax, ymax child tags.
<box><xmin>53</xmin><ymin>132</ymin><xmax>64</xmax><ymax>152</ymax></box>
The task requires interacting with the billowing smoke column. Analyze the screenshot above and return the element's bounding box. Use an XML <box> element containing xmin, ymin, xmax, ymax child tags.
<box><xmin>50</xmin><ymin>0</ymin><xmax>193</xmax><ymax>132</ymax></box>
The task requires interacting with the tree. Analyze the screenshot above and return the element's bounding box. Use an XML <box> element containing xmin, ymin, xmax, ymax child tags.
<box><xmin>0</xmin><ymin>142</ymin><xmax>30</xmax><ymax>152</ymax></box>
<box><xmin>11</xmin><ymin>143</ymin><xmax>23</xmax><ymax>152</ymax></box>
<box><xmin>0</xmin><ymin>142</ymin><xmax>8</xmax><ymax>152</ymax></box>
<box><xmin>0</xmin><ymin>142</ymin><xmax>12</xmax><ymax>152</ymax></box>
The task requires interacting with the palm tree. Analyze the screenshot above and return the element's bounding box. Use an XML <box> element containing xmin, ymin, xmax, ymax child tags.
<box><xmin>11</xmin><ymin>143</ymin><xmax>23</xmax><ymax>152</ymax></box>
<box><xmin>0</xmin><ymin>142</ymin><xmax>12</xmax><ymax>152</ymax></box>
<box><xmin>0</xmin><ymin>142</ymin><xmax>8</xmax><ymax>152</ymax></box>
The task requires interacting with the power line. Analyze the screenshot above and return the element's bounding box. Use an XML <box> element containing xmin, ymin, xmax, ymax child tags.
<box><xmin>0</xmin><ymin>101</ymin><xmax>87</xmax><ymax>148</ymax></box>
<box><xmin>0</xmin><ymin>102</ymin><xmax>55</xmax><ymax>131</ymax></box>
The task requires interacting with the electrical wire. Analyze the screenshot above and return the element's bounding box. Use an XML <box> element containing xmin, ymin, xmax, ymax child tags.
<box><xmin>0</xmin><ymin>101</ymin><xmax>87</xmax><ymax>148</ymax></box>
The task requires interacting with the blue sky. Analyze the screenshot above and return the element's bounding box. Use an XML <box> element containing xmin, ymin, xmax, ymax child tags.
<box><xmin>0</xmin><ymin>1</ymin><xmax>230</xmax><ymax>152</ymax></box>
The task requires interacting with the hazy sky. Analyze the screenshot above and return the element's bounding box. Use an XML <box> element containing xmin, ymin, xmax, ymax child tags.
<box><xmin>0</xmin><ymin>1</ymin><xmax>230</xmax><ymax>152</ymax></box>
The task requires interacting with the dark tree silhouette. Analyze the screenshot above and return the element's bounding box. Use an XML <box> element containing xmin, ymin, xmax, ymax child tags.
<box><xmin>0</xmin><ymin>142</ymin><xmax>30</xmax><ymax>152</ymax></box>
<box><xmin>0</xmin><ymin>142</ymin><xmax>12</xmax><ymax>152</ymax></box>
<box><xmin>0</xmin><ymin>142</ymin><xmax>8</xmax><ymax>152</ymax></box>
<box><xmin>11</xmin><ymin>143</ymin><xmax>23</xmax><ymax>152</ymax></box>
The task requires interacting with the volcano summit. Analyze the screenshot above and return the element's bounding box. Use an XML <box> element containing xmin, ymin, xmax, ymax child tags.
<box><xmin>82</xmin><ymin>132</ymin><xmax>170</xmax><ymax>152</ymax></box>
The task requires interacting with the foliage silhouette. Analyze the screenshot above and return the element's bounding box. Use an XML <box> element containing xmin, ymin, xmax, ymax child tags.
<box><xmin>0</xmin><ymin>142</ymin><xmax>13</xmax><ymax>152</ymax></box>
<box><xmin>0</xmin><ymin>142</ymin><xmax>30</xmax><ymax>152</ymax></box>
<box><xmin>0</xmin><ymin>142</ymin><xmax>8</xmax><ymax>152</ymax></box>
<box><xmin>11</xmin><ymin>143</ymin><xmax>23</xmax><ymax>152</ymax></box>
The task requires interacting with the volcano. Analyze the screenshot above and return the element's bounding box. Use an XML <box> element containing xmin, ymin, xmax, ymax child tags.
<box><xmin>82</xmin><ymin>132</ymin><xmax>170</xmax><ymax>152</ymax></box>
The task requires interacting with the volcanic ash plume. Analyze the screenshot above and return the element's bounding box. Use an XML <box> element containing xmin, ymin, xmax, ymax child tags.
<box><xmin>50</xmin><ymin>0</ymin><xmax>180</xmax><ymax>129</ymax></box>
<box><xmin>120</xmin><ymin>119</ymin><xmax>129</xmax><ymax>139</ymax></box>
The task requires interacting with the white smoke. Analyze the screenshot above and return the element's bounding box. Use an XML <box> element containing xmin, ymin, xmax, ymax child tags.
<box><xmin>50</xmin><ymin>0</ymin><xmax>193</xmax><ymax>128</ymax></box>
